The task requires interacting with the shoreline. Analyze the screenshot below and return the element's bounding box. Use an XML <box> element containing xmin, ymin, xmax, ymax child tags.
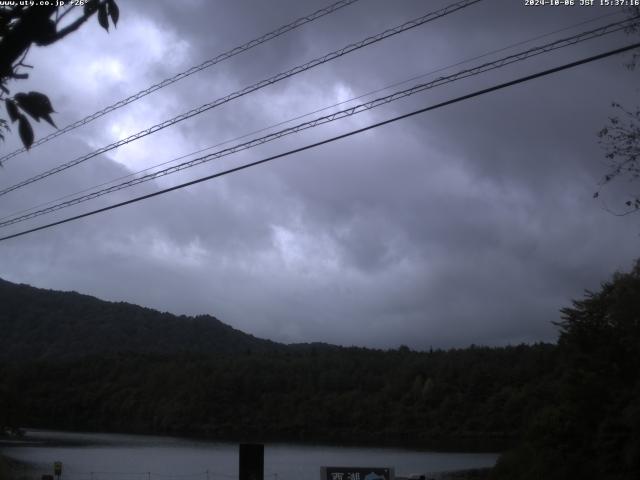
<box><xmin>1</xmin><ymin>430</ymin><xmax>498</xmax><ymax>480</ymax></box>
<box><xmin>5</xmin><ymin>428</ymin><xmax>509</xmax><ymax>454</ymax></box>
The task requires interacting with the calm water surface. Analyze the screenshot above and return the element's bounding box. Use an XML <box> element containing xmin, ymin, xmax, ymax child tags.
<box><xmin>2</xmin><ymin>430</ymin><xmax>499</xmax><ymax>480</ymax></box>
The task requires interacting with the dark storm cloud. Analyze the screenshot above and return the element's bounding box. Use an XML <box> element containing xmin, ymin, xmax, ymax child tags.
<box><xmin>0</xmin><ymin>0</ymin><xmax>638</xmax><ymax>348</ymax></box>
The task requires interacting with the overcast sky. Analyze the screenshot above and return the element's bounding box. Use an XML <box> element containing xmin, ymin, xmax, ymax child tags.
<box><xmin>0</xmin><ymin>0</ymin><xmax>639</xmax><ymax>349</ymax></box>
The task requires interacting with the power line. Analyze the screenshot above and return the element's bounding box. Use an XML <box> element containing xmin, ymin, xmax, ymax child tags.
<box><xmin>1</xmin><ymin>41</ymin><xmax>638</xmax><ymax>244</ymax></box>
<box><xmin>0</xmin><ymin>15</ymin><xmax>635</xmax><ymax>229</ymax></box>
<box><xmin>0</xmin><ymin>0</ymin><xmax>361</xmax><ymax>164</ymax></box>
<box><xmin>0</xmin><ymin>0</ymin><xmax>482</xmax><ymax>198</ymax></box>
<box><xmin>0</xmin><ymin>9</ymin><xmax>624</xmax><ymax>224</ymax></box>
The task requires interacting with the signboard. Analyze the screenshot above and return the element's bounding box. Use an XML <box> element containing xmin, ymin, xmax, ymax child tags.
<box><xmin>53</xmin><ymin>462</ymin><xmax>62</xmax><ymax>477</ymax></box>
<box><xmin>321</xmin><ymin>467</ymin><xmax>394</xmax><ymax>480</ymax></box>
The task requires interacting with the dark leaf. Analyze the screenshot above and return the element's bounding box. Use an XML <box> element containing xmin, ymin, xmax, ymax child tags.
<box><xmin>107</xmin><ymin>0</ymin><xmax>119</xmax><ymax>26</ymax></box>
<box><xmin>0</xmin><ymin>115</ymin><xmax>9</xmax><ymax>138</ymax></box>
<box><xmin>26</xmin><ymin>91</ymin><xmax>54</xmax><ymax>114</ymax></box>
<box><xmin>0</xmin><ymin>118</ymin><xmax>8</xmax><ymax>139</ymax></box>
<box><xmin>14</xmin><ymin>93</ymin><xmax>36</xmax><ymax>120</ymax></box>
<box><xmin>40</xmin><ymin>112</ymin><xmax>57</xmax><ymax>129</ymax></box>
<box><xmin>84</xmin><ymin>0</ymin><xmax>99</xmax><ymax>15</ymax></box>
<box><xmin>18</xmin><ymin>115</ymin><xmax>34</xmax><ymax>149</ymax></box>
<box><xmin>5</xmin><ymin>99</ymin><xmax>19</xmax><ymax>123</ymax></box>
<box><xmin>33</xmin><ymin>19</ymin><xmax>57</xmax><ymax>46</ymax></box>
<box><xmin>14</xmin><ymin>92</ymin><xmax>55</xmax><ymax>124</ymax></box>
<box><xmin>593</xmin><ymin>192</ymin><xmax>599</xmax><ymax>199</ymax></box>
<box><xmin>98</xmin><ymin>3</ymin><xmax>109</xmax><ymax>31</ymax></box>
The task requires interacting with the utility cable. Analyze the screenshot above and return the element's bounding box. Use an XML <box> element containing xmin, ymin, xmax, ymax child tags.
<box><xmin>0</xmin><ymin>8</ymin><xmax>623</xmax><ymax>224</ymax></box>
<box><xmin>0</xmin><ymin>0</ymin><xmax>361</xmax><ymax>164</ymax></box>
<box><xmin>0</xmin><ymin>16</ymin><xmax>635</xmax><ymax>229</ymax></box>
<box><xmin>0</xmin><ymin>0</ymin><xmax>482</xmax><ymax>198</ymax></box>
<box><xmin>1</xmin><ymin>41</ymin><xmax>638</xmax><ymax>243</ymax></box>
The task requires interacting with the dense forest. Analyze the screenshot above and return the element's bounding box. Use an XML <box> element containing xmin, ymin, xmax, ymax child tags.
<box><xmin>1</xmin><ymin>261</ymin><xmax>640</xmax><ymax>479</ymax></box>
<box><xmin>0</xmin><ymin>344</ymin><xmax>557</xmax><ymax>448</ymax></box>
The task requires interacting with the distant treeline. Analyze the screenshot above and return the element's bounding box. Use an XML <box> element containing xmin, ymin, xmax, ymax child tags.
<box><xmin>0</xmin><ymin>343</ymin><xmax>556</xmax><ymax>448</ymax></box>
<box><xmin>1</xmin><ymin>261</ymin><xmax>640</xmax><ymax>479</ymax></box>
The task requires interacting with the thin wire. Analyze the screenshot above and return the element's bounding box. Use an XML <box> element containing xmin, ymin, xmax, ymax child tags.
<box><xmin>0</xmin><ymin>16</ymin><xmax>635</xmax><ymax>229</ymax></box>
<box><xmin>1</xmin><ymin>41</ymin><xmax>638</xmax><ymax>244</ymax></box>
<box><xmin>0</xmin><ymin>0</ymin><xmax>361</xmax><ymax>164</ymax></box>
<box><xmin>0</xmin><ymin>8</ymin><xmax>623</xmax><ymax>224</ymax></box>
<box><xmin>0</xmin><ymin>0</ymin><xmax>483</xmax><ymax>198</ymax></box>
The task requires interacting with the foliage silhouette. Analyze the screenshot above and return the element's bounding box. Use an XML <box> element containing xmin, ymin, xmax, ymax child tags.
<box><xmin>491</xmin><ymin>260</ymin><xmax>640</xmax><ymax>479</ymax></box>
<box><xmin>0</xmin><ymin>0</ymin><xmax>119</xmax><ymax>151</ymax></box>
<box><xmin>595</xmin><ymin>7</ymin><xmax>640</xmax><ymax>214</ymax></box>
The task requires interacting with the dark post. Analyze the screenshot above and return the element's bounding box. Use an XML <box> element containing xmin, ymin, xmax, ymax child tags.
<box><xmin>239</xmin><ymin>444</ymin><xmax>264</xmax><ymax>480</ymax></box>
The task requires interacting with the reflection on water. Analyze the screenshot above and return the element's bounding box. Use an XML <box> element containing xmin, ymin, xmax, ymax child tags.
<box><xmin>2</xmin><ymin>430</ymin><xmax>498</xmax><ymax>480</ymax></box>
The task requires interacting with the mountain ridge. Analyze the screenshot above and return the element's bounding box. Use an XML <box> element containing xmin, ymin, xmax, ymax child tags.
<box><xmin>0</xmin><ymin>277</ymin><xmax>283</xmax><ymax>360</ymax></box>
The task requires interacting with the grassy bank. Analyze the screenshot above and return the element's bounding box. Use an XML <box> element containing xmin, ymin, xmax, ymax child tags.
<box><xmin>0</xmin><ymin>455</ymin><xmax>9</xmax><ymax>480</ymax></box>
<box><xmin>0</xmin><ymin>454</ymin><xmax>36</xmax><ymax>480</ymax></box>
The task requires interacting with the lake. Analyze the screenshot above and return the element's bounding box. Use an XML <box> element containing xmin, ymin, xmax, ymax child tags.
<box><xmin>1</xmin><ymin>430</ymin><xmax>499</xmax><ymax>480</ymax></box>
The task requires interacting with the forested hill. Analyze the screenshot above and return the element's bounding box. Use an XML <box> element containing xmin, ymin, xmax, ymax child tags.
<box><xmin>0</xmin><ymin>277</ymin><xmax>281</xmax><ymax>360</ymax></box>
<box><xmin>2</xmin><ymin>262</ymin><xmax>640</xmax><ymax>478</ymax></box>
<box><xmin>0</xmin><ymin>276</ymin><xmax>559</xmax><ymax>448</ymax></box>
